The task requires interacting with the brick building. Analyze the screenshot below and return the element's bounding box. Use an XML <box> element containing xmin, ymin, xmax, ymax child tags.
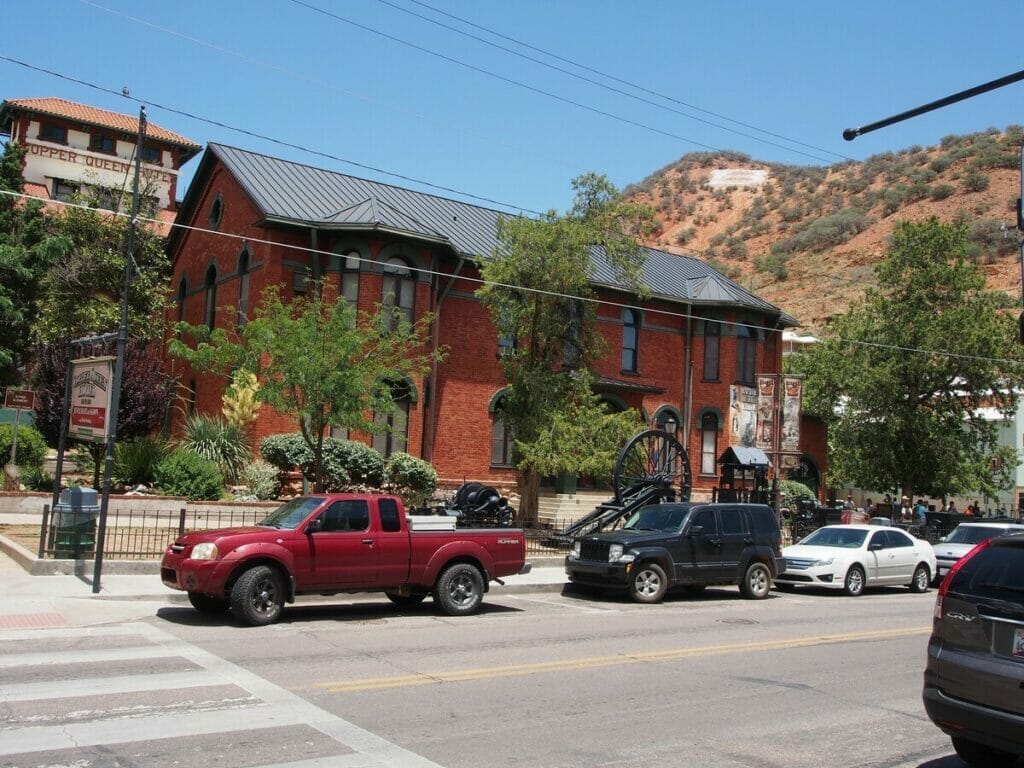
<box><xmin>168</xmin><ymin>143</ymin><xmax>827</xmax><ymax>499</ymax></box>
<box><xmin>0</xmin><ymin>97</ymin><xmax>200</xmax><ymax>233</ymax></box>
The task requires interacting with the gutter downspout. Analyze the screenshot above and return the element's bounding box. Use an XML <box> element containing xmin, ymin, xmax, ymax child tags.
<box><xmin>309</xmin><ymin>228</ymin><xmax>322</xmax><ymax>284</ymax></box>
<box><xmin>423</xmin><ymin>256</ymin><xmax>466</xmax><ymax>462</ymax></box>
<box><xmin>683</xmin><ymin>303</ymin><xmax>693</xmax><ymax>472</ymax></box>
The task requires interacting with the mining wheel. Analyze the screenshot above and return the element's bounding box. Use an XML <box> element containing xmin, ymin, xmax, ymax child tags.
<box><xmin>612</xmin><ymin>429</ymin><xmax>692</xmax><ymax>504</ymax></box>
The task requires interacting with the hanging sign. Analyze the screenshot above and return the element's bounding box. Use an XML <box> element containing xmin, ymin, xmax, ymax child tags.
<box><xmin>69</xmin><ymin>356</ymin><xmax>115</xmax><ymax>443</ymax></box>
<box><xmin>755</xmin><ymin>375</ymin><xmax>776</xmax><ymax>452</ymax></box>
<box><xmin>781</xmin><ymin>376</ymin><xmax>803</xmax><ymax>453</ymax></box>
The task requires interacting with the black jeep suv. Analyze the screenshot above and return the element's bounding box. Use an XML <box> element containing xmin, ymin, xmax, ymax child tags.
<box><xmin>565</xmin><ymin>502</ymin><xmax>785</xmax><ymax>602</ymax></box>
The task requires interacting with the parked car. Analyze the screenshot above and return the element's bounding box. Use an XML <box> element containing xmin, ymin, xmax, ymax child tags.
<box><xmin>161</xmin><ymin>493</ymin><xmax>531</xmax><ymax>625</ymax></box>
<box><xmin>776</xmin><ymin>524</ymin><xmax>935</xmax><ymax>596</ymax></box>
<box><xmin>565</xmin><ymin>502</ymin><xmax>785</xmax><ymax>603</ymax></box>
<box><xmin>932</xmin><ymin>521</ymin><xmax>1024</xmax><ymax>583</ymax></box>
<box><xmin>923</xmin><ymin>533</ymin><xmax>1024</xmax><ymax>766</ymax></box>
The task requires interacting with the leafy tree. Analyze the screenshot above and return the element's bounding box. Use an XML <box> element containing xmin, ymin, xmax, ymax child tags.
<box><xmin>0</xmin><ymin>141</ymin><xmax>53</xmax><ymax>384</ymax></box>
<box><xmin>170</xmin><ymin>283</ymin><xmax>442</xmax><ymax>492</ymax></box>
<box><xmin>787</xmin><ymin>217</ymin><xmax>1024</xmax><ymax>501</ymax></box>
<box><xmin>478</xmin><ymin>174</ymin><xmax>655</xmax><ymax>522</ymax></box>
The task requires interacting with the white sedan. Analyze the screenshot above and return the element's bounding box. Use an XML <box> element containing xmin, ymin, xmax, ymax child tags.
<box><xmin>776</xmin><ymin>524</ymin><xmax>936</xmax><ymax>596</ymax></box>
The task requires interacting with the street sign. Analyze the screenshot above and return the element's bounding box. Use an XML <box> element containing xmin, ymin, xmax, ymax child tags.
<box><xmin>69</xmin><ymin>356</ymin><xmax>115</xmax><ymax>443</ymax></box>
<box><xmin>3</xmin><ymin>389</ymin><xmax>34</xmax><ymax>410</ymax></box>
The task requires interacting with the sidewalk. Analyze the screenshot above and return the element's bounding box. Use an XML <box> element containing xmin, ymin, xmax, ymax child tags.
<box><xmin>0</xmin><ymin>534</ymin><xmax>568</xmax><ymax>629</ymax></box>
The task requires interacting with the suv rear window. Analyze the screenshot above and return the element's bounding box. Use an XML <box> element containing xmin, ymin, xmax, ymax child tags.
<box><xmin>748</xmin><ymin>507</ymin><xmax>779</xmax><ymax>537</ymax></box>
<box><xmin>948</xmin><ymin>541</ymin><xmax>1024</xmax><ymax>603</ymax></box>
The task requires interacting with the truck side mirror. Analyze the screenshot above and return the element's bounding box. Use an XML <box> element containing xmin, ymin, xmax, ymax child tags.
<box><xmin>305</xmin><ymin>517</ymin><xmax>323</xmax><ymax>534</ymax></box>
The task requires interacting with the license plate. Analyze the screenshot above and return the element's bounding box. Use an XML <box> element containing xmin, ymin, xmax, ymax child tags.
<box><xmin>1014</xmin><ymin>627</ymin><xmax>1024</xmax><ymax>659</ymax></box>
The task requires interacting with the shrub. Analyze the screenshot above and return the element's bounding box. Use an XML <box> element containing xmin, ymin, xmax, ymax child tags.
<box><xmin>237</xmin><ymin>459</ymin><xmax>280</xmax><ymax>501</ymax></box>
<box><xmin>780</xmin><ymin>479</ymin><xmax>815</xmax><ymax>503</ymax></box>
<box><xmin>260</xmin><ymin>433</ymin><xmax>314</xmax><ymax>472</ymax></box>
<box><xmin>963</xmin><ymin>171</ymin><xmax>990</xmax><ymax>193</ymax></box>
<box><xmin>324</xmin><ymin>439</ymin><xmax>385</xmax><ymax>488</ymax></box>
<box><xmin>385</xmin><ymin>452</ymin><xmax>438</xmax><ymax>508</ymax></box>
<box><xmin>114</xmin><ymin>436</ymin><xmax>171</xmax><ymax>487</ymax></box>
<box><xmin>930</xmin><ymin>184</ymin><xmax>955</xmax><ymax>200</ymax></box>
<box><xmin>18</xmin><ymin>464</ymin><xmax>53</xmax><ymax>492</ymax></box>
<box><xmin>0</xmin><ymin>424</ymin><xmax>47</xmax><ymax>471</ymax></box>
<box><xmin>154</xmin><ymin>450</ymin><xmax>224</xmax><ymax>500</ymax></box>
<box><xmin>260</xmin><ymin>433</ymin><xmax>385</xmax><ymax>490</ymax></box>
<box><xmin>181</xmin><ymin>414</ymin><xmax>251</xmax><ymax>483</ymax></box>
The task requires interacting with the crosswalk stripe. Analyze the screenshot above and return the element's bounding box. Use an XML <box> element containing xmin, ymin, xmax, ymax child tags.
<box><xmin>0</xmin><ymin>645</ymin><xmax>176</xmax><ymax>668</ymax></box>
<box><xmin>0</xmin><ymin>669</ymin><xmax>220</xmax><ymax>702</ymax></box>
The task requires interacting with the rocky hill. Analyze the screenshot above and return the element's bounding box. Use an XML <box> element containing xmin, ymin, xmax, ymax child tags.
<box><xmin>625</xmin><ymin>127</ymin><xmax>1024</xmax><ymax>332</ymax></box>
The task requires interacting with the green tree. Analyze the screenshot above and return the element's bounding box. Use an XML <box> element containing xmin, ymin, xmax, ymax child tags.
<box><xmin>478</xmin><ymin>174</ymin><xmax>655</xmax><ymax>522</ymax></box>
<box><xmin>0</xmin><ymin>141</ymin><xmax>53</xmax><ymax>384</ymax></box>
<box><xmin>787</xmin><ymin>217</ymin><xmax>1024</xmax><ymax>501</ymax></box>
<box><xmin>170</xmin><ymin>283</ymin><xmax>442</xmax><ymax>492</ymax></box>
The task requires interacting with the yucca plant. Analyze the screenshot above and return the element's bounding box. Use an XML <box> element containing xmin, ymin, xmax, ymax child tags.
<box><xmin>180</xmin><ymin>414</ymin><xmax>251</xmax><ymax>485</ymax></box>
<box><xmin>114</xmin><ymin>435</ymin><xmax>172</xmax><ymax>487</ymax></box>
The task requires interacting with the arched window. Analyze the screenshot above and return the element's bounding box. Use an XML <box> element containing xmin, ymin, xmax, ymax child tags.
<box><xmin>176</xmin><ymin>277</ymin><xmax>187</xmax><ymax>324</ymax></box>
<box><xmin>339</xmin><ymin>249</ymin><xmax>360</xmax><ymax>310</ymax></box>
<box><xmin>700</xmin><ymin>411</ymin><xmax>719</xmax><ymax>475</ymax></box>
<box><xmin>490</xmin><ymin>392</ymin><xmax>514</xmax><ymax>467</ymax></box>
<box><xmin>372</xmin><ymin>379</ymin><xmax>414</xmax><ymax>458</ymax></box>
<box><xmin>621</xmin><ymin>308</ymin><xmax>640</xmax><ymax>373</ymax></box>
<box><xmin>237</xmin><ymin>249</ymin><xmax>250</xmax><ymax>327</ymax></box>
<box><xmin>204</xmin><ymin>264</ymin><xmax>217</xmax><ymax>330</ymax></box>
<box><xmin>703</xmin><ymin>320</ymin><xmax>720</xmax><ymax>381</ymax></box>
<box><xmin>382</xmin><ymin>257</ymin><xmax>415</xmax><ymax>331</ymax></box>
<box><xmin>736</xmin><ymin>324</ymin><xmax>757</xmax><ymax>386</ymax></box>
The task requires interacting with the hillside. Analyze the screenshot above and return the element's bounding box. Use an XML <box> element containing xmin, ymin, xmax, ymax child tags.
<box><xmin>625</xmin><ymin>127</ymin><xmax>1024</xmax><ymax>332</ymax></box>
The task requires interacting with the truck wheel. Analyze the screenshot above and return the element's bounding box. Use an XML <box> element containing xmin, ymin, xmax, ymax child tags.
<box><xmin>740</xmin><ymin>562</ymin><xmax>772</xmax><ymax>600</ymax></box>
<box><xmin>230</xmin><ymin>565</ymin><xmax>284</xmax><ymax>626</ymax></box>
<box><xmin>188</xmin><ymin>591</ymin><xmax>228</xmax><ymax>614</ymax></box>
<box><xmin>434</xmin><ymin>563</ymin><xmax>485</xmax><ymax>616</ymax></box>
<box><xmin>386</xmin><ymin>591</ymin><xmax>428</xmax><ymax>607</ymax></box>
<box><xmin>629</xmin><ymin>562</ymin><xmax>668</xmax><ymax>603</ymax></box>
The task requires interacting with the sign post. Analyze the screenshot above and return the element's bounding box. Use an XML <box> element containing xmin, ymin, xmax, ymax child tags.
<box><xmin>3</xmin><ymin>388</ymin><xmax>35</xmax><ymax>489</ymax></box>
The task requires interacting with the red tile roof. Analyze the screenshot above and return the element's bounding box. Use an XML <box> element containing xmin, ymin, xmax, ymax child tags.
<box><xmin>2</xmin><ymin>97</ymin><xmax>200</xmax><ymax>150</ymax></box>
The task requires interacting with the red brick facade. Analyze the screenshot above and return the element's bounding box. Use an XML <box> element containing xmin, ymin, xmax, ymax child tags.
<box><xmin>168</xmin><ymin>150</ymin><xmax>828</xmax><ymax>500</ymax></box>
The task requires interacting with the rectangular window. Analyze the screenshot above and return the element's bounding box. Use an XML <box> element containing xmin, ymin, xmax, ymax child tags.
<box><xmin>89</xmin><ymin>133</ymin><xmax>117</xmax><ymax>154</ymax></box>
<box><xmin>491</xmin><ymin>418</ymin><xmax>514</xmax><ymax>466</ymax></box>
<box><xmin>293</xmin><ymin>271</ymin><xmax>308</xmax><ymax>295</ymax></box>
<box><xmin>52</xmin><ymin>179</ymin><xmax>79</xmax><ymax>202</ymax></box>
<box><xmin>39</xmin><ymin>122</ymin><xmax>67</xmax><ymax>143</ymax></box>
<box><xmin>378</xmin><ymin>498</ymin><xmax>402</xmax><ymax>532</ymax></box>
<box><xmin>703</xmin><ymin>322</ymin><xmax>720</xmax><ymax>381</ymax></box>
<box><xmin>140</xmin><ymin>145</ymin><xmax>161</xmax><ymax>164</ymax></box>
<box><xmin>737</xmin><ymin>336</ymin><xmax>756</xmax><ymax>386</ymax></box>
<box><xmin>700</xmin><ymin>416</ymin><xmax>718</xmax><ymax>475</ymax></box>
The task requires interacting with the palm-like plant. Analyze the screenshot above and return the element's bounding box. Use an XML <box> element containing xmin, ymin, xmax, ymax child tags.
<box><xmin>180</xmin><ymin>414</ymin><xmax>251</xmax><ymax>484</ymax></box>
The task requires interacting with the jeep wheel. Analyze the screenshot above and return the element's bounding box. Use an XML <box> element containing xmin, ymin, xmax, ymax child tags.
<box><xmin>230</xmin><ymin>565</ymin><xmax>285</xmax><ymax>626</ymax></box>
<box><xmin>843</xmin><ymin>565</ymin><xmax>866</xmax><ymax>597</ymax></box>
<box><xmin>740</xmin><ymin>561</ymin><xmax>772</xmax><ymax>599</ymax></box>
<box><xmin>188</xmin><ymin>591</ymin><xmax>228</xmax><ymax>614</ymax></box>
<box><xmin>629</xmin><ymin>563</ymin><xmax>668</xmax><ymax>603</ymax></box>
<box><xmin>434</xmin><ymin>563</ymin><xmax>485</xmax><ymax>616</ymax></box>
<box><xmin>908</xmin><ymin>564</ymin><xmax>931</xmax><ymax>593</ymax></box>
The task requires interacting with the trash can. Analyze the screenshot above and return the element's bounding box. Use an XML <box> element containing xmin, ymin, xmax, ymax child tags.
<box><xmin>52</xmin><ymin>487</ymin><xmax>99</xmax><ymax>558</ymax></box>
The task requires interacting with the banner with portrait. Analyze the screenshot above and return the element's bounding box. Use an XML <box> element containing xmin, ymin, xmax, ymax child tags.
<box><xmin>729</xmin><ymin>384</ymin><xmax>757</xmax><ymax>447</ymax></box>
<box><xmin>755</xmin><ymin>375</ymin><xmax>776</xmax><ymax>452</ymax></box>
<box><xmin>781</xmin><ymin>375</ymin><xmax>803</xmax><ymax>453</ymax></box>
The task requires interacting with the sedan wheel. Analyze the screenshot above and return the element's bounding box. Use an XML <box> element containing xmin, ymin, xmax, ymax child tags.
<box><xmin>909</xmin><ymin>564</ymin><xmax>931</xmax><ymax>593</ymax></box>
<box><xmin>843</xmin><ymin>565</ymin><xmax>866</xmax><ymax>597</ymax></box>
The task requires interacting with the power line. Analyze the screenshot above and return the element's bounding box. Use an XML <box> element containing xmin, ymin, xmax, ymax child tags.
<box><xmin>284</xmin><ymin>0</ymin><xmax>835</xmax><ymax>165</ymax></box>
<box><xmin>378</xmin><ymin>0</ymin><xmax>851</xmax><ymax>164</ymax></box>
<box><xmin>4</xmin><ymin>187</ymin><xmax>1020</xmax><ymax>368</ymax></box>
<box><xmin>0</xmin><ymin>55</ymin><xmax>543</xmax><ymax>217</ymax></box>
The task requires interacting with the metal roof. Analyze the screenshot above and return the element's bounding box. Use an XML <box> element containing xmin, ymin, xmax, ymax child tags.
<box><xmin>198</xmin><ymin>143</ymin><xmax>796</xmax><ymax>325</ymax></box>
<box><xmin>718</xmin><ymin>446</ymin><xmax>772</xmax><ymax>467</ymax></box>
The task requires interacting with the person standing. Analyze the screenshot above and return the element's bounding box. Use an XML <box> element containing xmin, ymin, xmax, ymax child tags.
<box><xmin>948</xmin><ymin>499</ymin><xmax>958</xmax><ymax>515</ymax></box>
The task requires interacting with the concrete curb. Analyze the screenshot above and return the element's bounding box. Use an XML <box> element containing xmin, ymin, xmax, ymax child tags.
<box><xmin>0</xmin><ymin>534</ymin><xmax>161</xmax><ymax>576</ymax></box>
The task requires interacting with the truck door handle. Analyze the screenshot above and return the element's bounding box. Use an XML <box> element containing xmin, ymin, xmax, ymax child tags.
<box><xmin>361</xmin><ymin>539</ymin><xmax>374</xmax><ymax>546</ymax></box>
<box><xmin>708</xmin><ymin>538</ymin><xmax>722</xmax><ymax>547</ymax></box>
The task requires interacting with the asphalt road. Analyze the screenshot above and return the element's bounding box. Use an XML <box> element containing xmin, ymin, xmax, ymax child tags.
<box><xmin>4</xmin><ymin>584</ymin><xmax>1017</xmax><ymax>768</ymax></box>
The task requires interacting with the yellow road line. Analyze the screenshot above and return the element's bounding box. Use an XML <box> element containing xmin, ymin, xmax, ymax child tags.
<box><xmin>315</xmin><ymin>625</ymin><xmax>930</xmax><ymax>693</ymax></box>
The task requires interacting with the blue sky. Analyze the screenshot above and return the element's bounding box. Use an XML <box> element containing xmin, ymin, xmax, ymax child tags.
<box><xmin>3</xmin><ymin>1</ymin><xmax>1024</xmax><ymax>215</ymax></box>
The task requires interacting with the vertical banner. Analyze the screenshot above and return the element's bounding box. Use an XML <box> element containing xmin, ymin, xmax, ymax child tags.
<box><xmin>781</xmin><ymin>375</ymin><xmax>803</xmax><ymax>453</ymax></box>
<box><xmin>69</xmin><ymin>356</ymin><xmax>115</xmax><ymax>443</ymax></box>
<box><xmin>729</xmin><ymin>384</ymin><xmax>757</xmax><ymax>447</ymax></box>
<box><xmin>755</xmin><ymin>375</ymin><xmax>776</xmax><ymax>452</ymax></box>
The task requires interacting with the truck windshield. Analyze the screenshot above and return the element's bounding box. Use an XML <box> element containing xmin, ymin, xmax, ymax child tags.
<box><xmin>623</xmin><ymin>505</ymin><xmax>689</xmax><ymax>532</ymax></box>
<box><xmin>258</xmin><ymin>497</ymin><xmax>324</xmax><ymax>529</ymax></box>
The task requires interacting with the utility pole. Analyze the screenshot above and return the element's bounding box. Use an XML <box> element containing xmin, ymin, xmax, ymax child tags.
<box><xmin>92</xmin><ymin>106</ymin><xmax>146</xmax><ymax>593</ymax></box>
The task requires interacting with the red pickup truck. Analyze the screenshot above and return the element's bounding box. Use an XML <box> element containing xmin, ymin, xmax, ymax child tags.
<box><xmin>161</xmin><ymin>493</ymin><xmax>531</xmax><ymax>626</ymax></box>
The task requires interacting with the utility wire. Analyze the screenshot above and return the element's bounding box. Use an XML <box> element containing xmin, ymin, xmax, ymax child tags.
<box><xmin>377</xmin><ymin>0</ymin><xmax>849</xmax><ymax>164</ymax></box>
<box><xmin>4</xmin><ymin>186</ymin><xmax>1021</xmax><ymax>368</ymax></box>
<box><xmin>0</xmin><ymin>55</ymin><xmax>542</xmax><ymax>217</ymax></box>
<box><xmin>402</xmin><ymin>0</ymin><xmax>853</xmax><ymax>163</ymax></box>
<box><xmin>285</xmin><ymin>0</ymin><xmax>834</xmax><ymax>164</ymax></box>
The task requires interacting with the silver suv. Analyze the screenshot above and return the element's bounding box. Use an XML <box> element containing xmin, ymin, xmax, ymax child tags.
<box><xmin>923</xmin><ymin>532</ymin><xmax>1024</xmax><ymax>766</ymax></box>
<box><xmin>933</xmin><ymin>521</ymin><xmax>1024</xmax><ymax>583</ymax></box>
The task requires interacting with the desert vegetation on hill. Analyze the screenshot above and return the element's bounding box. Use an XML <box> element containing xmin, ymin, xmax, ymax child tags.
<box><xmin>624</xmin><ymin>127</ymin><xmax>1024</xmax><ymax>330</ymax></box>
